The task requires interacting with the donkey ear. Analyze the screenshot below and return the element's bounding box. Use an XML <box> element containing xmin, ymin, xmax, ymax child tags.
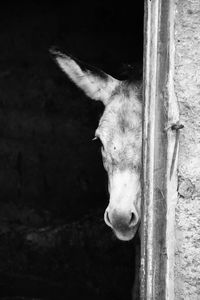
<box><xmin>49</xmin><ymin>47</ymin><xmax>119</xmax><ymax>105</ymax></box>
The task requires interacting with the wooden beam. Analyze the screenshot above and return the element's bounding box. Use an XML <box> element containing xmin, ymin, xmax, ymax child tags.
<box><xmin>140</xmin><ymin>0</ymin><xmax>179</xmax><ymax>299</ymax></box>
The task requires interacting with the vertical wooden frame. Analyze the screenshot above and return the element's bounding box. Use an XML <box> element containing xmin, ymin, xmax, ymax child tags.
<box><xmin>140</xmin><ymin>0</ymin><xmax>179</xmax><ymax>299</ymax></box>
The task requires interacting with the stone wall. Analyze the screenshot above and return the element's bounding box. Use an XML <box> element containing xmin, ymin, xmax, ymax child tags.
<box><xmin>174</xmin><ymin>0</ymin><xmax>200</xmax><ymax>299</ymax></box>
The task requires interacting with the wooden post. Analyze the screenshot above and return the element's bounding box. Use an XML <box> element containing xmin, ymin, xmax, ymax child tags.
<box><xmin>140</xmin><ymin>0</ymin><xmax>179</xmax><ymax>299</ymax></box>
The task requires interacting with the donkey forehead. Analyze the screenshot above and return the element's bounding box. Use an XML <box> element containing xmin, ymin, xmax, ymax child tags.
<box><xmin>96</xmin><ymin>95</ymin><xmax>142</xmax><ymax>141</ymax></box>
<box><xmin>97</xmin><ymin>101</ymin><xmax>142</xmax><ymax>171</ymax></box>
<box><xmin>95</xmin><ymin>85</ymin><xmax>142</xmax><ymax>171</ymax></box>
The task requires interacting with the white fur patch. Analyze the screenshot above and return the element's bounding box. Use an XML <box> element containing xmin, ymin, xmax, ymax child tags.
<box><xmin>108</xmin><ymin>169</ymin><xmax>141</xmax><ymax>214</ymax></box>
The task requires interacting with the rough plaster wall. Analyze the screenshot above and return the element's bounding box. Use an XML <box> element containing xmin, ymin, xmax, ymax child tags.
<box><xmin>174</xmin><ymin>0</ymin><xmax>200</xmax><ymax>299</ymax></box>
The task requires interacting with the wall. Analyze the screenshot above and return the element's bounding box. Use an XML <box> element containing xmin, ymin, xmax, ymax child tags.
<box><xmin>174</xmin><ymin>0</ymin><xmax>200</xmax><ymax>299</ymax></box>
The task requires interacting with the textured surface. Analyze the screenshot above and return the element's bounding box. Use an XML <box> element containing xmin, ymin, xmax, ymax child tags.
<box><xmin>174</xmin><ymin>0</ymin><xmax>200</xmax><ymax>299</ymax></box>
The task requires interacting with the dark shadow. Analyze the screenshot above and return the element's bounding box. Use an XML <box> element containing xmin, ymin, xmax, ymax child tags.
<box><xmin>0</xmin><ymin>1</ymin><xmax>144</xmax><ymax>299</ymax></box>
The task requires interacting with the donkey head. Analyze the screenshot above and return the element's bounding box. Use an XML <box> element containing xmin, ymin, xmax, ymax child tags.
<box><xmin>50</xmin><ymin>49</ymin><xmax>142</xmax><ymax>241</ymax></box>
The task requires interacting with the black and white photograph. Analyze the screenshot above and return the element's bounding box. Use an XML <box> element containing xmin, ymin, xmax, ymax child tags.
<box><xmin>0</xmin><ymin>1</ymin><xmax>199</xmax><ymax>300</ymax></box>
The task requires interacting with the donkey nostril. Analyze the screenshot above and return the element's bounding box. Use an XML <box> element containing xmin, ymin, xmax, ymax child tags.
<box><xmin>106</xmin><ymin>211</ymin><xmax>110</xmax><ymax>223</ymax></box>
<box><xmin>129</xmin><ymin>212</ymin><xmax>137</xmax><ymax>226</ymax></box>
<box><xmin>104</xmin><ymin>210</ymin><xmax>112</xmax><ymax>227</ymax></box>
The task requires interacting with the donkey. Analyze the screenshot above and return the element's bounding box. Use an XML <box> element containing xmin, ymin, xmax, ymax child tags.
<box><xmin>50</xmin><ymin>48</ymin><xmax>142</xmax><ymax>241</ymax></box>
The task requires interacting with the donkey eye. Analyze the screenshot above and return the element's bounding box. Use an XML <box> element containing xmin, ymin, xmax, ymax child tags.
<box><xmin>92</xmin><ymin>136</ymin><xmax>104</xmax><ymax>148</ymax></box>
<box><xmin>92</xmin><ymin>136</ymin><xmax>98</xmax><ymax>141</ymax></box>
<box><xmin>92</xmin><ymin>135</ymin><xmax>102</xmax><ymax>143</ymax></box>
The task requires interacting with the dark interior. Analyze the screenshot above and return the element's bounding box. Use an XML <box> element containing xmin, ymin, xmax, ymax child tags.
<box><xmin>0</xmin><ymin>1</ymin><xmax>144</xmax><ymax>299</ymax></box>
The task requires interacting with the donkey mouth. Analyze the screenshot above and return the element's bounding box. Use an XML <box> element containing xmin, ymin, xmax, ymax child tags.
<box><xmin>113</xmin><ymin>225</ymin><xmax>139</xmax><ymax>241</ymax></box>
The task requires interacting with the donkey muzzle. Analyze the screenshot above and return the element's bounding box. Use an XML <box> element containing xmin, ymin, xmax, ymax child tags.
<box><xmin>104</xmin><ymin>208</ymin><xmax>139</xmax><ymax>241</ymax></box>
